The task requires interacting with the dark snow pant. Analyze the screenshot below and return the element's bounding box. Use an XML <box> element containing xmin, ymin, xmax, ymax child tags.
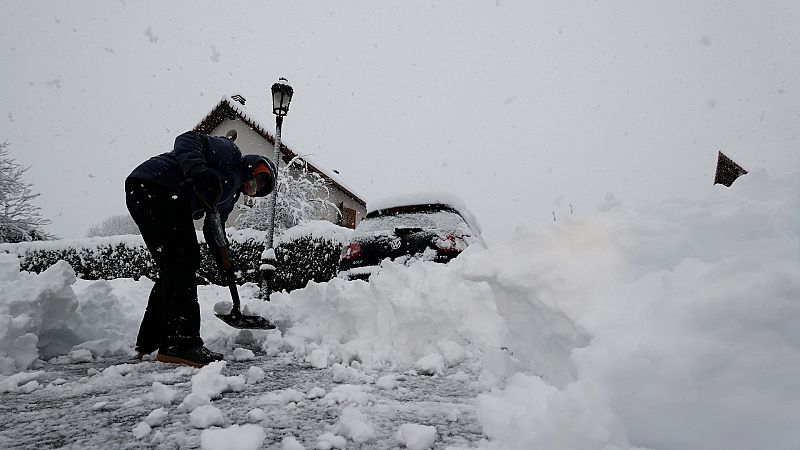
<box><xmin>125</xmin><ymin>177</ymin><xmax>204</xmax><ymax>353</ymax></box>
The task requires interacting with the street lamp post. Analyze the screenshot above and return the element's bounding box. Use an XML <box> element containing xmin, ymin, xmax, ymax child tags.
<box><xmin>261</xmin><ymin>77</ymin><xmax>293</xmax><ymax>299</ymax></box>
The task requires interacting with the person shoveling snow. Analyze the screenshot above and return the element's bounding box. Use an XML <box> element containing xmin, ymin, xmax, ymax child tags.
<box><xmin>125</xmin><ymin>130</ymin><xmax>277</xmax><ymax>367</ymax></box>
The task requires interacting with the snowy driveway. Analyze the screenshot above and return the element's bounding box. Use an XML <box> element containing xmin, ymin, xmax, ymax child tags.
<box><xmin>0</xmin><ymin>353</ymin><xmax>485</xmax><ymax>449</ymax></box>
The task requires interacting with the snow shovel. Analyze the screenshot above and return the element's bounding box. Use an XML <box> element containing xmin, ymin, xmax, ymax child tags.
<box><xmin>205</xmin><ymin>209</ymin><xmax>275</xmax><ymax>330</ymax></box>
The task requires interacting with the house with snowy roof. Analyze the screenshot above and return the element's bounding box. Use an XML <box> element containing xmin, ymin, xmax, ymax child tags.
<box><xmin>193</xmin><ymin>95</ymin><xmax>366</xmax><ymax>229</ymax></box>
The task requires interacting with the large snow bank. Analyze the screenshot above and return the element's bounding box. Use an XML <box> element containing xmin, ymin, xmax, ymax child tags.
<box><xmin>463</xmin><ymin>169</ymin><xmax>800</xmax><ymax>450</ymax></box>
<box><xmin>0</xmin><ymin>257</ymin><xmax>139</xmax><ymax>375</ymax></box>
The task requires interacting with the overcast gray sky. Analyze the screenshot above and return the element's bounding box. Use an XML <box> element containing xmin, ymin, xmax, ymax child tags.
<box><xmin>2</xmin><ymin>1</ymin><xmax>798</xmax><ymax>243</ymax></box>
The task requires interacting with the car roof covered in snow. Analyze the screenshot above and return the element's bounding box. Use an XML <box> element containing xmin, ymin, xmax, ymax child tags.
<box><xmin>366</xmin><ymin>191</ymin><xmax>482</xmax><ymax>234</ymax></box>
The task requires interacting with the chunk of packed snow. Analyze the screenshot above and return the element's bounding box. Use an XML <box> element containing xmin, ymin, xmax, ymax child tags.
<box><xmin>233</xmin><ymin>347</ymin><xmax>255</xmax><ymax>361</ymax></box>
<box><xmin>200</xmin><ymin>424</ymin><xmax>266</xmax><ymax>450</ymax></box>
<box><xmin>335</xmin><ymin>407</ymin><xmax>376</xmax><ymax>443</ymax></box>
<box><xmin>151</xmin><ymin>430</ymin><xmax>165</xmax><ymax>444</ymax></box>
<box><xmin>415</xmin><ymin>353</ymin><xmax>444</xmax><ymax>376</ymax></box>
<box><xmin>245</xmin><ymin>365</ymin><xmax>265</xmax><ymax>385</ymax></box>
<box><xmin>151</xmin><ymin>382</ymin><xmax>176</xmax><ymax>405</ymax></box>
<box><xmin>245</xmin><ymin>408</ymin><xmax>266</xmax><ymax>423</ymax></box>
<box><xmin>18</xmin><ymin>380</ymin><xmax>40</xmax><ymax>394</ymax></box>
<box><xmin>0</xmin><ymin>371</ymin><xmax>45</xmax><ymax>393</ymax></box>
<box><xmin>91</xmin><ymin>401</ymin><xmax>108</xmax><ymax>410</ymax></box>
<box><xmin>179</xmin><ymin>392</ymin><xmax>211</xmax><ymax>412</ymax></box>
<box><xmin>257</xmin><ymin>388</ymin><xmax>305</xmax><ymax>405</ymax></box>
<box><xmin>191</xmin><ymin>361</ymin><xmax>231</xmax><ymax>399</ymax></box>
<box><xmin>306</xmin><ymin>347</ymin><xmax>329</xmax><ymax>368</ymax></box>
<box><xmin>375</xmin><ymin>374</ymin><xmax>398</xmax><ymax>390</ymax></box>
<box><xmin>306</xmin><ymin>386</ymin><xmax>326</xmax><ymax>399</ymax></box>
<box><xmin>132</xmin><ymin>421</ymin><xmax>151</xmax><ymax>439</ymax></box>
<box><xmin>316</xmin><ymin>432</ymin><xmax>347</xmax><ymax>450</ymax></box>
<box><xmin>395</xmin><ymin>423</ymin><xmax>437</xmax><ymax>450</ymax></box>
<box><xmin>322</xmin><ymin>384</ymin><xmax>370</xmax><ymax>406</ymax></box>
<box><xmin>190</xmin><ymin>405</ymin><xmax>225</xmax><ymax>429</ymax></box>
<box><xmin>331</xmin><ymin>363</ymin><xmax>374</xmax><ymax>384</ymax></box>
<box><xmin>144</xmin><ymin>407</ymin><xmax>168</xmax><ymax>427</ymax></box>
<box><xmin>281</xmin><ymin>435</ymin><xmax>304</xmax><ymax>450</ymax></box>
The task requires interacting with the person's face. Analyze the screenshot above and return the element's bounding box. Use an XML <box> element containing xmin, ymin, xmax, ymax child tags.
<box><xmin>242</xmin><ymin>177</ymin><xmax>258</xmax><ymax>196</ymax></box>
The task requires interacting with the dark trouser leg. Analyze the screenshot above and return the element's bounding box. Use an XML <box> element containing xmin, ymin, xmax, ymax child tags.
<box><xmin>126</xmin><ymin>178</ymin><xmax>204</xmax><ymax>351</ymax></box>
<box><xmin>135</xmin><ymin>280</ymin><xmax>163</xmax><ymax>354</ymax></box>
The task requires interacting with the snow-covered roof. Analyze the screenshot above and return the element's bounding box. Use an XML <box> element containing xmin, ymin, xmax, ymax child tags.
<box><xmin>366</xmin><ymin>191</ymin><xmax>483</xmax><ymax>234</ymax></box>
<box><xmin>195</xmin><ymin>96</ymin><xmax>366</xmax><ymax>206</ymax></box>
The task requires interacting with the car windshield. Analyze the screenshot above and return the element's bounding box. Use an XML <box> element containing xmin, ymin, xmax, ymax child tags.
<box><xmin>354</xmin><ymin>209</ymin><xmax>471</xmax><ymax>238</ymax></box>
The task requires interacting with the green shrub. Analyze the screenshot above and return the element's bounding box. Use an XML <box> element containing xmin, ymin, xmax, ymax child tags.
<box><xmin>274</xmin><ymin>235</ymin><xmax>343</xmax><ymax>292</ymax></box>
<box><xmin>0</xmin><ymin>222</ymin><xmax>352</xmax><ymax>293</ymax></box>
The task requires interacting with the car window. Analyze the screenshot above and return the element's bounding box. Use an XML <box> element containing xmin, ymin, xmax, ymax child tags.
<box><xmin>354</xmin><ymin>210</ymin><xmax>471</xmax><ymax>238</ymax></box>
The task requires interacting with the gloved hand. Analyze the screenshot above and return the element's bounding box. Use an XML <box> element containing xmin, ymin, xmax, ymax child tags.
<box><xmin>192</xmin><ymin>168</ymin><xmax>222</xmax><ymax>211</ymax></box>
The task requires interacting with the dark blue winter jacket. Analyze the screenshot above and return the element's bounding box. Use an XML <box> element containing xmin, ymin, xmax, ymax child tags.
<box><xmin>128</xmin><ymin>131</ymin><xmax>244</xmax><ymax>223</ymax></box>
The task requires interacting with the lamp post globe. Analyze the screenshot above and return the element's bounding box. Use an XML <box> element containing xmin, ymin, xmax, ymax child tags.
<box><xmin>271</xmin><ymin>77</ymin><xmax>294</xmax><ymax>117</ymax></box>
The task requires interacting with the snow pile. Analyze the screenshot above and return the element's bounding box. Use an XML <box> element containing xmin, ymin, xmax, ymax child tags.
<box><xmin>254</xmin><ymin>254</ymin><xmax>506</xmax><ymax>370</ymax></box>
<box><xmin>0</xmin><ymin>257</ymin><xmax>138</xmax><ymax>375</ymax></box>
<box><xmin>464</xmin><ymin>169</ymin><xmax>800</xmax><ymax>449</ymax></box>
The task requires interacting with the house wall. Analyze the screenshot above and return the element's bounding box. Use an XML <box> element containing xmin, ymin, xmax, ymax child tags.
<box><xmin>196</xmin><ymin>118</ymin><xmax>365</xmax><ymax>230</ymax></box>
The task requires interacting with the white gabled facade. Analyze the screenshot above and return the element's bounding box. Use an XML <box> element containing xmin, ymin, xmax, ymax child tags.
<box><xmin>194</xmin><ymin>95</ymin><xmax>367</xmax><ymax>229</ymax></box>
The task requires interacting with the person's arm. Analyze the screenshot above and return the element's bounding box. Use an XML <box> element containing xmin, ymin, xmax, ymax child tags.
<box><xmin>203</xmin><ymin>209</ymin><xmax>235</xmax><ymax>281</ymax></box>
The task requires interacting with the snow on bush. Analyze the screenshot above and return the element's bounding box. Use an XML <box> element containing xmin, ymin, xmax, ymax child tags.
<box><xmin>200</xmin><ymin>423</ymin><xmax>265</xmax><ymax>450</ymax></box>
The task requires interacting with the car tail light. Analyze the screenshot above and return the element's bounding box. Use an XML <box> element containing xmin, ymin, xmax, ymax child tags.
<box><xmin>340</xmin><ymin>242</ymin><xmax>362</xmax><ymax>260</ymax></box>
<box><xmin>435</xmin><ymin>233</ymin><xmax>461</xmax><ymax>254</ymax></box>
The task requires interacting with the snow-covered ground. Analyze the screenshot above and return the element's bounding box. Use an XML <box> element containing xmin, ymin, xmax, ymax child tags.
<box><xmin>1</xmin><ymin>168</ymin><xmax>798</xmax><ymax>449</ymax></box>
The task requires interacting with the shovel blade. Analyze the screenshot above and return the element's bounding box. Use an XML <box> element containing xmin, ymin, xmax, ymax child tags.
<box><xmin>215</xmin><ymin>312</ymin><xmax>275</xmax><ymax>330</ymax></box>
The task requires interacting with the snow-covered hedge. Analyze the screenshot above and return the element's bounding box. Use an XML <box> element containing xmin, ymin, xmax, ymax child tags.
<box><xmin>0</xmin><ymin>222</ymin><xmax>352</xmax><ymax>293</ymax></box>
<box><xmin>273</xmin><ymin>221</ymin><xmax>352</xmax><ymax>292</ymax></box>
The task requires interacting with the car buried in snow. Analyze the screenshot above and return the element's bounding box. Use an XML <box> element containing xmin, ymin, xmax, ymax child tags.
<box><xmin>337</xmin><ymin>192</ymin><xmax>486</xmax><ymax>280</ymax></box>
